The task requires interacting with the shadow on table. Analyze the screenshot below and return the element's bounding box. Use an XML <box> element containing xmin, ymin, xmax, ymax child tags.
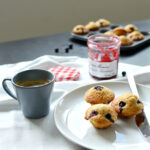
<box><xmin>120</xmin><ymin>42</ymin><xmax>150</xmax><ymax>56</ymax></box>
<box><xmin>70</xmin><ymin>38</ymin><xmax>87</xmax><ymax>46</ymax></box>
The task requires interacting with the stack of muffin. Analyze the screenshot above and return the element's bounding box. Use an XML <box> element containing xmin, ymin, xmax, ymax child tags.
<box><xmin>105</xmin><ymin>25</ymin><xmax>144</xmax><ymax>46</ymax></box>
<box><xmin>84</xmin><ymin>85</ymin><xmax>144</xmax><ymax>129</ymax></box>
<box><xmin>72</xmin><ymin>18</ymin><xmax>144</xmax><ymax>46</ymax></box>
<box><xmin>72</xmin><ymin>18</ymin><xmax>110</xmax><ymax>34</ymax></box>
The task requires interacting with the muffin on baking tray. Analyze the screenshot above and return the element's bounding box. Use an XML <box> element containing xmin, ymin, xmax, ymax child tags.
<box><xmin>111</xmin><ymin>93</ymin><xmax>144</xmax><ymax>118</ymax></box>
<box><xmin>85</xmin><ymin>104</ymin><xmax>117</xmax><ymax>128</ymax></box>
<box><xmin>113</xmin><ymin>27</ymin><xmax>127</xmax><ymax>36</ymax></box>
<box><xmin>127</xmin><ymin>31</ymin><xmax>144</xmax><ymax>41</ymax></box>
<box><xmin>124</xmin><ymin>24</ymin><xmax>138</xmax><ymax>33</ymax></box>
<box><xmin>85</xmin><ymin>21</ymin><xmax>100</xmax><ymax>31</ymax></box>
<box><xmin>84</xmin><ymin>85</ymin><xmax>115</xmax><ymax>105</ymax></box>
<box><xmin>96</xmin><ymin>18</ymin><xmax>111</xmax><ymax>27</ymax></box>
<box><xmin>119</xmin><ymin>35</ymin><xmax>133</xmax><ymax>46</ymax></box>
<box><xmin>72</xmin><ymin>25</ymin><xmax>89</xmax><ymax>35</ymax></box>
<box><xmin>104</xmin><ymin>31</ymin><xmax>114</xmax><ymax>35</ymax></box>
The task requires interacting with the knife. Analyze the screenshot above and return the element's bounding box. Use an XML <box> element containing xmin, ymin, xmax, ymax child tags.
<box><xmin>127</xmin><ymin>73</ymin><xmax>150</xmax><ymax>142</ymax></box>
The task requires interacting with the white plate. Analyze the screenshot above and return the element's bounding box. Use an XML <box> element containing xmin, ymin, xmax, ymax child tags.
<box><xmin>54</xmin><ymin>81</ymin><xmax>150</xmax><ymax>150</ymax></box>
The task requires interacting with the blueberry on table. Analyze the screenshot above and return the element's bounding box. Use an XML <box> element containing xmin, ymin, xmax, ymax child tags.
<box><xmin>122</xmin><ymin>71</ymin><xmax>126</xmax><ymax>77</ymax></box>
<box><xmin>69</xmin><ymin>44</ymin><xmax>73</xmax><ymax>49</ymax></box>
<box><xmin>54</xmin><ymin>48</ymin><xmax>59</xmax><ymax>53</ymax></box>
<box><xmin>65</xmin><ymin>48</ymin><xmax>69</xmax><ymax>53</ymax></box>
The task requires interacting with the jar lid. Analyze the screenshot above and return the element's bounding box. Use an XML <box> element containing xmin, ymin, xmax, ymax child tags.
<box><xmin>49</xmin><ymin>66</ymin><xmax>80</xmax><ymax>82</ymax></box>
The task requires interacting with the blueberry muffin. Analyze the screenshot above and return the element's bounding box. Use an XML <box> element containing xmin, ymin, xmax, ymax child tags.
<box><xmin>72</xmin><ymin>25</ymin><xmax>89</xmax><ymax>35</ymax></box>
<box><xmin>111</xmin><ymin>93</ymin><xmax>144</xmax><ymax>118</ymax></box>
<box><xmin>96</xmin><ymin>18</ymin><xmax>111</xmax><ymax>27</ymax></box>
<box><xmin>113</xmin><ymin>27</ymin><xmax>127</xmax><ymax>36</ymax></box>
<box><xmin>124</xmin><ymin>24</ymin><xmax>138</xmax><ymax>33</ymax></box>
<box><xmin>104</xmin><ymin>31</ymin><xmax>114</xmax><ymax>35</ymax></box>
<box><xmin>127</xmin><ymin>31</ymin><xmax>144</xmax><ymax>41</ymax></box>
<box><xmin>85</xmin><ymin>104</ymin><xmax>117</xmax><ymax>128</ymax></box>
<box><xmin>85</xmin><ymin>22</ymin><xmax>100</xmax><ymax>31</ymax></box>
<box><xmin>84</xmin><ymin>85</ymin><xmax>115</xmax><ymax>104</ymax></box>
<box><xmin>119</xmin><ymin>35</ymin><xmax>133</xmax><ymax>46</ymax></box>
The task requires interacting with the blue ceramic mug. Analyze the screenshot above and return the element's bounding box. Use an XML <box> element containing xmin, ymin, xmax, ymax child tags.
<box><xmin>2</xmin><ymin>69</ymin><xmax>54</xmax><ymax>119</ymax></box>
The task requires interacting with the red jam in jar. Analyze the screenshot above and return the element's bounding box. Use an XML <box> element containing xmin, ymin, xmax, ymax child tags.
<box><xmin>87</xmin><ymin>34</ymin><xmax>121</xmax><ymax>80</ymax></box>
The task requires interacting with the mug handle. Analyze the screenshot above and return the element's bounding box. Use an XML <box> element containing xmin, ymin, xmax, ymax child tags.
<box><xmin>2</xmin><ymin>78</ymin><xmax>17</xmax><ymax>100</ymax></box>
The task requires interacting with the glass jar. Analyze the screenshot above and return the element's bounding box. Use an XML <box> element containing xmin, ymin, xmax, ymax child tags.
<box><xmin>87</xmin><ymin>34</ymin><xmax>121</xmax><ymax>80</ymax></box>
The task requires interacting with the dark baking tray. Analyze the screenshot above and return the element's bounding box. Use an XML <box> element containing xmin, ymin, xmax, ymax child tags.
<box><xmin>71</xmin><ymin>24</ymin><xmax>150</xmax><ymax>53</ymax></box>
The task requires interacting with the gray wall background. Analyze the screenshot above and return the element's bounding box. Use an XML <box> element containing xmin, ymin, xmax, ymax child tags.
<box><xmin>0</xmin><ymin>0</ymin><xmax>149</xmax><ymax>42</ymax></box>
